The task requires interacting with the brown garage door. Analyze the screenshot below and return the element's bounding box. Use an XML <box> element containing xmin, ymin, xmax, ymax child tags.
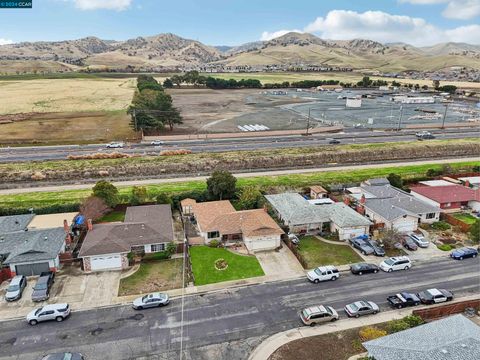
<box><xmin>15</xmin><ymin>262</ymin><xmax>50</xmax><ymax>276</ymax></box>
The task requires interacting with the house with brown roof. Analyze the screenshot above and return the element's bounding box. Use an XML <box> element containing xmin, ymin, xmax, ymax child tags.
<box><xmin>309</xmin><ymin>186</ymin><xmax>328</xmax><ymax>199</ymax></box>
<box><xmin>78</xmin><ymin>205</ymin><xmax>174</xmax><ymax>272</ymax></box>
<box><xmin>189</xmin><ymin>200</ymin><xmax>284</xmax><ymax>252</ymax></box>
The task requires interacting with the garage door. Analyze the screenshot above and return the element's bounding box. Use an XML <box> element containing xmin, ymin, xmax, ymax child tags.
<box><xmin>245</xmin><ymin>237</ymin><xmax>280</xmax><ymax>252</ymax></box>
<box><xmin>340</xmin><ymin>227</ymin><xmax>367</xmax><ymax>241</ymax></box>
<box><xmin>15</xmin><ymin>262</ymin><xmax>50</xmax><ymax>276</ymax></box>
<box><xmin>394</xmin><ymin>221</ymin><xmax>416</xmax><ymax>233</ymax></box>
<box><xmin>90</xmin><ymin>255</ymin><xmax>122</xmax><ymax>271</ymax></box>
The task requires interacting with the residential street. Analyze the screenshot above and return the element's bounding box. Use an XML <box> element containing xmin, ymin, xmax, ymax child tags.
<box><xmin>0</xmin><ymin>257</ymin><xmax>478</xmax><ymax>360</ymax></box>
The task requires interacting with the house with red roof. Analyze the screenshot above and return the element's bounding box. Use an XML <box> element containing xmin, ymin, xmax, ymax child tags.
<box><xmin>410</xmin><ymin>185</ymin><xmax>480</xmax><ymax>212</ymax></box>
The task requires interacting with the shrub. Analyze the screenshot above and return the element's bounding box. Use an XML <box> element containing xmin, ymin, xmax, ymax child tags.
<box><xmin>403</xmin><ymin>314</ymin><xmax>424</xmax><ymax>328</ymax></box>
<box><xmin>437</xmin><ymin>244</ymin><xmax>454</xmax><ymax>251</ymax></box>
<box><xmin>93</xmin><ymin>180</ymin><xmax>119</xmax><ymax>207</ymax></box>
<box><xmin>159</xmin><ymin>149</ymin><xmax>192</xmax><ymax>156</ymax></box>
<box><xmin>156</xmin><ymin>193</ymin><xmax>173</xmax><ymax>206</ymax></box>
<box><xmin>208</xmin><ymin>239</ymin><xmax>220</xmax><ymax>248</ymax></box>
<box><xmin>130</xmin><ymin>186</ymin><xmax>148</xmax><ymax>206</ymax></box>
<box><xmin>127</xmin><ymin>251</ymin><xmax>134</xmax><ymax>265</ymax></box>
<box><xmin>166</xmin><ymin>242</ymin><xmax>177</xmax><ymax>256</ymax></box>
<box><xmin>387</xmin><ymin>320</ymin><xmax>410</xmax><ymax>333</ymax></box>
<box><xmin>431</xmin><ymin>221</ymin><xmax>451</xmax><ymax>230</ymax></box>
<box><xmin>143</xmin><ymin>251</ymin><xmax>170</xmax><ymax>261</ymax></box>
<box><xmin>0</xmin><ymin>203</ymin><xmax>80</xmax><ymax>216</ymax></box>
<box><xmin>359</xmin><ymin>326</ymin><xmax>387</xmax><ymax>342</ymax></box>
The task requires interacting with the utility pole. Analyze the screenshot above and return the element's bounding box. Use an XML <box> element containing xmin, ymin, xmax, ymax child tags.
<box><xmin>441</xmin><ymin>103</ymin><xmax>448</xmax><ymax>130</ymax></box>
<box><xmin>132</xmin><ymin>108</ymin><xmax>137</xmax><ymax>132</ymax></box>
<box><xmin>397</xmin><ymin>105</ymin><xmax>403</xmax><ymax>131</ymax></box>
<box><xmin>306</xmin><ymin>108</ymin><xmax>311</xmax><ymax>136</ymax></box>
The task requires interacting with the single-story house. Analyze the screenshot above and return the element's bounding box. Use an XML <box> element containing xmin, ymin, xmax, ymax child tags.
<box><xmin>309</xmin><ymin>185</ymin><xmax>328</xmax><ymax>199</ymax></box>
<box><xmin>347</xmin><ymin>181</ymin><xmax>441</xmax><ymax>232</ymax></box>
<box><xmin>265</xmin><ymin>193</ymin><xmax>371</xmax><ymax>240</ymax></box>
<box><xmin>410</xmin><ymin>184</ymin><xmax>480</xmax><ymax>212</ymax></box>
<box><xmin>361</xmin><ymin>177</ymin><xmax>391</xmax><ymax>186</ymax></box>
<box><xmin>0</xmin><ymin>227</ymin><xmax>67</xmax><ymax>276</ymax></box>
<box><xmin>78</xmin><ymin>205</ymin><xmax>174</xmax><ymax>272</ymax></box>
<box><xmin>189</xmin><ymin>200</ymin><xmax>284</xmax><ymax>252</ymax></box>
<box><xmin>180</xmin><ymin>198</ymin><xmax>197</xmax><ymax>216</ymax></box>
<box><xmin>363</xmin><ymin>314</ymin><xmax>480</xmax><ymax>360</ymax></box>
<box><xmin>459</xmin><ymin>176</ymin><xmax>480</xmax><ymax>189</ymax></box>
<box><xmin>0</xmin><ymin>214</ymin><xmax>34</xmax><ymax>234</ymax></box>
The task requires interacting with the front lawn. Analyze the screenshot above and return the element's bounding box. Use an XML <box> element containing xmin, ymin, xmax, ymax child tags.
<box><xmin>118</xmin><ymin>258</ymin><xmax>183</xmax><ymax>296</ymax></box>
<box><xmin>453</xmin><ymin>213</ymin><xmax>477</xmax><ymax>225</ymax></box>
<box><xmin>97</xmin><ymin>210</ymin><xmax>125</xmax><ymax>223</ymax></box>
<box><xmin>297</xmin><ymin>236</ymin><xmax>363</xmax><ymax>269</ymax></box>
<box><xmin>189</xmin><ymin>246</ymin><xmax>264</xmax><ymax>286</ymax></box>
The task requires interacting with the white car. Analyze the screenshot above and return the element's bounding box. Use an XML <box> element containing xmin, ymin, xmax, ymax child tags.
<box><xmin>415</xmin><ymin>131</ymin><xmax>431</xmax><ymax>138</ymax></box>
<box><xmin>26</xmin><ymin>303</ymin><xmax>71</xmax><ymax>325</ymax></box>
<box><xmin>132</xmin><ymin>293</ymin><xmax>169</xmax><ymax>310</ymax></box>
<box><xmin>307</xmin><ymin>265</ymin><xmax>340</xmax><ymax>283</ymax></box>
<box><xmin>300</xmin><ymin>305</ymin><xmax>338</xmax><ymax>326</ymax></box>
<box><xmin>150</xmin><ymin>140</ymin><xmax>165</xmax><ymax>146</ymax></box>
<box><xmin>379</xmin><ymin>256</ymin><xmax>412</xmax><ymax>272</ymax></box>
<box><xmin>106</xmin><ymin>142</ymin><xmax>124</xmax><ymax>148</ymax></box>
<box><xmin>288</xmin><ymin>233</ymin><xmax>300</xmax><ymax>245</ymax></box>
<box><xmin>409</xmin><ymin>233</ymin><xmax>429</xmax><ymax>248</ymax></box>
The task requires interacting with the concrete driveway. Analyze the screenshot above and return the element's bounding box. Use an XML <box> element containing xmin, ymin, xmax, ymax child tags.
<box><xmin>0</xmin><ymin>267</ymin><xmax>121</xmax><ymax>321</ymax></box>
<box><xmin>255</xmin><ymin>246</ymin><xmax>305</xmax><ymax>279</ymax></box>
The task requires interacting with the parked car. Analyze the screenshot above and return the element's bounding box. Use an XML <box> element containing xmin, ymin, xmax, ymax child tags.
<box><xmin>408</xmin><ymin>233</ymin><xmax>429</xmax><ymax>248</ymax></box>
<box><xmin>150</xmin><ymin>140</ymin><xmax>164</xmax><ymax>146</ymax></box>
<box><xmin>344</xmin><ymin>301</ymin><xmax>379</xmax><ymax>318</ymax></box>
<box><xmin>32</xmin><ymin>271</ymin><xmax>55</xmax><ymax>302</ymax></box>
<box><xmin>132</xmin><ymin>292</ymin><xmax>170</xmax><ymax>310</ymax></box>
<box><xmin>403</xmin><ymin>236</ymin><xmax>418</xmax><ymax>251</ymax></box>
<box><xmin>307</xmin><ymin>265</ymin><xmax>340</xmax><ymax>283</ymax></box>
<box><xmin>450</xmin><ymin>247</ymin><xmax>478</xmax><ymax>260</ymax></box>
<box><xmin>288</xmin><ymin>233</ymin><xmax>300</xmax><ymax>245</ymax></box>
<box><xmin>5</xmin><ymin>275</ymin><xmax>27</xmax><ymax>302</ymax></box>
<box><xmin>379</xmin><ymin>256</ymin><xmax>412</xmax><ymax>272</ymax></box>
<box><xmin>349</xmin><ymin>237</ymin><xmax>375</xmax><ymax>255</ymax></box>
<box><xmin>417</xmin><ymin>288</ymin><xmax>453</xmax><ymax>305</ymax></box>
<box><xmin>350</xmin><ymin>263</ymin><xmax>379</xmax><ymax>275</ymax></box>
<box><xmin>365</xmin><ymin>239</ymin><xmax>385</xmax><ymax>257</ymax></box>
<box><xmin>106</xmin><ymin>142</ymin><xmax>124</xmax><ymax>148</ymax></box>
<box><xmin>27</xmin><ymin>303</ymin><xmax>71</xmax><ymax>325</ymax></box>
<box><xmin>300</xmin><ymin>305</ymin><xmax>338</xmax><ymax>326</ymax></box>
<box><xmin>415</xmin><ymin>131</ymin><xmax>432</xmax><ymax>138</ymax></box>
<box><xmin>387</xmin><ymin>292</ymin><xmax>421</xmax><ymax>309</ymax></box>
<box><xmin>41</xmin><ymin>353</ymin><xmax>84</xmax><ymax>360</ymax></box>
<box><xmin>328</xmin><ymin>139</ymin><xmax>341</xmax><ymax>144</ymax></box>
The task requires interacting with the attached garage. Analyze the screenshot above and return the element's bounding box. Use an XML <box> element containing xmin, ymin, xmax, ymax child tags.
<box><xmin>244</xmin><ymin>235</ymin><xmax>281</xmax><ymax>252</ymax></box>
<box><xmin>333</xmin><ymin>224</ymin><xmax>369</xmax><ymax>241</ymax></box>
<box><xmin>15</xmin><ymin>262</ymin><xmax>50</xmax><ymax>276</ymax></box>
<box><xmin>89</xmin><ymin>255</ymin><xmax>122</xmax><ymax>271</ymax></box>
<box><xmin>392</xmin><ymin>216</ymin><xmax>418</xmax><ymax>233</ymax></box>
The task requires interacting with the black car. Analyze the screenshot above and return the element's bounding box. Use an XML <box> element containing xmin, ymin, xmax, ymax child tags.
<box><xmin>32</xmin><ymin>271</ymin><xmax>55</xmax><ymax>302</ymax></box>
<box><xmin>329</xmin><ymin>139</ymin><xmax>341</xmax><ymax>144</ymax></box>
<box><xmin>365</xmin><ymin>239</ymin><xmax>385</xmax><ymax>257</ymax></box>
<box><xmin>387</xmin><ymin>292</ymin><xmax>421</xmax><ymax>309</ymax></box>
<box><xmin>350</xmin><ymin>263</ymin><xmax>379</xmax><ymax>275</ymax></box>
<box><xmin>349</xmin><ymin>238</ymin><xmax>375</xmax><ymax>255</ymax></box>
<box><xmin>417</xmin><ymin>288</ymin><xmax>454</xmax><ymax>305</ymax></box>
<box><xmin>403</xmin><ymin>236</ymin><xmax>418</xmax><ymax>251</ymax></box>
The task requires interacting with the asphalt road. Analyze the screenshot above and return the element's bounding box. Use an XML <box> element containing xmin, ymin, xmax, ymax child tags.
<box><xmin>0</xmin><ymin>128</ymin><xmax>479</xmax><ymax>163</ymax></box>
<box><xmin>0</xmin><ymin>257</ymin><xmax>478</xmax><ymax>360</ymax></box>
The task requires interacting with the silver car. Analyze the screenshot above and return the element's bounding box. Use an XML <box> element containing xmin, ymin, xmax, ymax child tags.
<box><xmin>26</xmin><ymin>303</ymin><xmax>71</xmax><ymax>325</ymax></box>
<box><xmin>300</xmin><ymin>305</ymin><xmax>339</xmax><ymax>326</ymax></box>
<box><xmin>5</xmin><ymin>275</ymin><xmax>27</xmax><ymax>302</ymax></box>
<box><xmin>409</xmin><ymin>233</ymin><xmax>429</xmax><ymax>248</ymax></box>
<box><xmin>344</xmin><ymin>300</ymin><xmax>379</xmax><ymax>318</ymax></box>
<box><xmin>41</xmin><ymin>353</ymin><xmax>84</xmax><ymax>360</ymax></box>
<box><xmin>132</xmin><ymin>293</ymin><xmax>169</xmax><ymax>310</ymax></box>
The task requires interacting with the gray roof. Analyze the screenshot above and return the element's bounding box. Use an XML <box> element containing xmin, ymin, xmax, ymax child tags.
<box><xmin>364</xmin><ymin>178</ymin><xmax>391</xmax><ymax>186</ymax></box>
<box><xmin>265</xmin><ymin>193</ymin><xmax>371</xmax><ymax>227</ymax></box>
<box><xmin>364</xmin><ymin>199</ymin><xmax>419</xmax><ymax>221</ymax></box>
<box><xmin>0</xmin><ymin>214</ymin><xmax>35</xmax><ymax>234</ymax></box>
<box><xmin>0</xmin><ymin>227</ymin><xmax>66</xmax><ymax>264</ymax></box>
<box><xmin>364</xmin><ymin>314</ymin><xmax>480</xmax><ymax>360</ymax></box>
<box><xmin>79</xmin><ymin>205</ymin><xmax>174</xmax><ymax>257</ymax></box>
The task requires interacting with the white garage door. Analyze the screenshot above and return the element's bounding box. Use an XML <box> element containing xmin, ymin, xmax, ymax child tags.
<box><xmin>340</xmin><ymin>227</ymin><xmax>367</xmax><ymax>240</ymax></box>
<box><xmin>245</xmin><ymin>237</ymin><xmax>279</xmax><ymax>252</ymax></box>
<box><xmin>393</xmin><ymin>220</ymin><xmax>416</xmax><ymax>233</ymax></box>
<box><xmin>90</xmin><ymin>255</ymin><xmax>122</xmax><ymax>271</ymax></box>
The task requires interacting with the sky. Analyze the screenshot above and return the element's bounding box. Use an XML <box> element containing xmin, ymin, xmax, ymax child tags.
<box><xmin>0</xmin><ymin>0</ymin><xmax>479</xmax><ymax>46</ymax></box>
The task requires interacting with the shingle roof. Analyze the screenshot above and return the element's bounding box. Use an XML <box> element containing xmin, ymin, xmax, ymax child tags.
<box><xmin>0</xmin><ymin>227</ymin><xmax>66</xmax><ymax>264</ymax></box>
<box><xmin>410</xmin><ymin>185</ymin><xmax>479</xmax><ymax>204</ymax></box>
<box><xmin>0</xmin><ymin>214</ymin><xmax>35</xmax><ymax>234</ymax></box>
<box><xmin>364</xmin><ymin>178</ymin><xmax>391</xmax><ymax>186</ymax></box>
<box><xmin>78</xmin><ymin>205</ymin><xmax>174</xmax><ymax>257</ymax></box>
<box><xmin>364</xmin><ymin>198</ymin><xmax>418</xmax><ymax>221</ymax></box>
<box><xmin>265</xmin><ymin>193</ymin><xmax>371</xmax><ymax>227</ymax></box>
<box><xmin>310</xmin><ymin>185</ymin><xmax>327</xmax><ymax>193</ymax></box>
<box><xmin>364</xmin><ymin>315</ymin><xmax>480</xmax><ymax>360</ymax></box>
<box><xmin>191</xmin><ymin>200</ymin><xmax>236</xmax><ymax>232</ymax></box>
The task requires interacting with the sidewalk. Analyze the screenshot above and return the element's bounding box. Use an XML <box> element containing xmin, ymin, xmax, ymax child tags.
<box><xmin>248</xmin><ymin>295</ymin><xmax>480</xmax><ymax>360</ymax></box>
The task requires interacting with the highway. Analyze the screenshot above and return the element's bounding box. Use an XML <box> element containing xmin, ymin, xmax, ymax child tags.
<box><xmin>0</xmin><ymin>128</ymin><xmax>479</xmax><ymax>163</ymax></box>
<box><xmin>0</xmin><ymin>257</ymin><xmax>478</xmax><ymax>360</ymax></box>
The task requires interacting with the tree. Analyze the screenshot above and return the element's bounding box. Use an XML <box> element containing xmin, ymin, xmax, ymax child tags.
<box><xmin>163</xmin><ymin>78</ymin><xmax>174</xmax><ymax>88</ymax></box>
<box><xmin>80</xmin><ymin>196</ymin><xmax>111</xmax><ymax>221</ymax></box>
<box><xmin>156</xmin><ymin>193</ymin><xmax>173</xmax><ymax>206</ymax></box>
<box><xmin>378</xmin><ymin>229</ymin><xmax>403</xmax><ymax>250</ymax></box>
<box><xmin>170</xmin><ymin>74</ymin><xmax>183</xmax><ymax>87</ymax></box>
<box><xmin>206</xmin><ymin>170</ymin><xmax>237</xmax><ymax>200</ymax></box>
<box><xmin>166</xmin><ymin>242</ymin><xmax>177</xmax><ymax>256</ymax></box>
<box><xmin>130</xmin><ymin>186</ymin><xmax>148</xmax><ymax>206</ymax></box>
<box><xmin>432</xmin><ymin>79</ymin><xmax>440</xmax><ymax>89</ymax></box>
<box><xmin>136</xmin><ymin>75</ymin><xmax>163</xmax><ymax>92</ymax></box>
<box><xmin>438</xmin><ymin>85</ymin><xmax>457</xmax><ymax>94</ymax></box>
<box><xmin>92</xmin><ymin>180</ymin><xmax>119</xmax><ymax>207</ymax></box>
<box><xmin>387</xmin><ymin>173</ymin><xmax>403</xmax><ymax>189</ymax></box>
<box><xmin>470</xmin><ymin>219</ymin><xmax>480</xmax><ymax>244</ymax></box>
<box><xmin>357</xmin><ymin>76</ymin><xmax>372</xmax><ymax>88</ymax></box>
<box><xmin>237</xmin><ymin>186</ymin><xmax>263</xmax><ymax>210</ymax></box>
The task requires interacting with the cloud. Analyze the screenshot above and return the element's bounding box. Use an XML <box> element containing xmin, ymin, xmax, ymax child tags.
<box><xmin>0</xmin><ymin>38</ymin><xmax>14</xmax><ymax>45</ymax></box>
<box><xmin>260</xmin><ymin>29</ymin><xmax>303</xmax><ymax>41</ymax></box>
<box><xmin>73</xmin><ymin>0</ymin><xmax>132</xmax><ymax>11</ymax></box>
<box><xmin>399</xmin><ymin>0</ymin><xmax>480</xmax><ymax>20</ymax></box>
<box><xmin>261</xmin><ymin>10</ymin><xmax>480</xmax><ymax>46</ymax></box>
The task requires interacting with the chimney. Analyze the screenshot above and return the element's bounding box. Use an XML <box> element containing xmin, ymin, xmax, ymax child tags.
<box><xmin>465</xmin><ymin>180</ymin><xmax>470</xmax><ymax>188</ymax></box>
<box><xmin>343</xmin><ymin>196</ymin><xmax>351</xmax><ymax>206</ymax></box>
<box><xmin>63</xmin><ymin>219</ymin><xmax>69</xmax><ymax>233</ymax></box>
<box><xmin>65</xmin><ymin>233</ymin><xmax>72</xmax><ymax>245</ymax></box>
<box><xmin>263</xmin><ymin>205</ymin><xmax>268</xmax><ymax>212</ymax></box>
<box><xmin>360</xmin><ymin>194</ymin><xmax>366</xmax><ymax>204</ymax></box>
<box><xmin>87</xmin><ymin>219</ymin><xmax>93</xmax><ymax>231</ymax></box>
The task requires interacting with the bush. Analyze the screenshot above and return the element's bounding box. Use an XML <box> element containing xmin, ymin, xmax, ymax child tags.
<box><xmin>359</xmin><ymin>326</ymin><xmax>387</xmax><ymax>342</ymax></box>
<box><xmin>0</xmin><ymin>203</ymin><xmax>80</xmax><ymax>216</ymax></box>
<box><xmin>432</xmin><ymin>221</ymin><xmax>451</xmax><ymax>230</ymax></box>
<box><xmin>208</xmin><ymin>239</ymin><xmax>220</xmax><ymax>248</ymax></box>
<box><xmin>143</xmin><ymin>251</ymin><xmax>170</xmax><ymax>261</ymax></box>
<box><xmin>156</xmin><ymin>193</ymin><xmax>173</xmax><ymax>206</ymax></box>
<box><xmin>130</xmin><ymin>186</ymin><xmax>148</xmax><ymax>206</ymax></box>
<box><xmin>403</xmin><ymin>314</ymin><xmax>424</xmax><ymax>327</ymax></box>
<box><xmin>166</xmin><ymin>242</ymin><xmax>177</xmax><ymax>256</ymax></box>
<box><xmin>437</xmin><ymin>244</ymin><xmax>454</xmax><ymax>251</ymax></box>
<box><xmin>387</xmin><ymin>320</ymin><xmax>410</xmax><ymax>333</ymax></box>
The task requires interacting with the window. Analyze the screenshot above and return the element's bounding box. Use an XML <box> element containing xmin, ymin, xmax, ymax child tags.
<box><xmin>426</xmin><ymin>213</ymin><xmax>436</xmax><ymax>219</ymax></box>
<box><xmin>207</xmin><ymin>231</ymin><xmax>219</xmax><ymax>239</ymax></box>
<box><xmin>151</xmin><ymin>244</ymin><xmax>165</xmax><ymax>252</ymax></box>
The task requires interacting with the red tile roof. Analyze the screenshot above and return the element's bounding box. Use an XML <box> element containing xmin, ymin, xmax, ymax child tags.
<box><xmin>410</xmin><ymin>185</ymin><xmax>480</xmax><ymax>204</ymax></box>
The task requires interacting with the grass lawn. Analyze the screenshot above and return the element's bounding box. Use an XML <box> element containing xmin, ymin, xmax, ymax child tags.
<box><xmin>453</xmin><ymin>213</ymin><xmax>477</xmax><ymax>225</ymax></box>
<box><xmin>297</xmin><ymin>236</ymin><xmax>363</xmax><ymax>269</ymax></box>
<box><xmin>97</xmin><ymin>210</ymin><xmax>125</xmax><ymax>223</ymax></box>
<box><xmin>118</xmin><ymin>258</ymin><xmax>183</xmax><ymax>296</ymax></box>
<box><xmin>189</xmin><ymin>246</ymin><xmax>264</xmax><ymax>286</ymax></box>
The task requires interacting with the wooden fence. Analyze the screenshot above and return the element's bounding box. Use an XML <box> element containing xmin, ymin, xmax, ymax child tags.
<box><xmin>441</xmin><ymin>213</ymin><xmax>472</xmax><ymax>233</ymax></box>
<box><xmin>0</xmin><ymin>268</ymin><xmax>12</xmax><ymax>284</ymax></box>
